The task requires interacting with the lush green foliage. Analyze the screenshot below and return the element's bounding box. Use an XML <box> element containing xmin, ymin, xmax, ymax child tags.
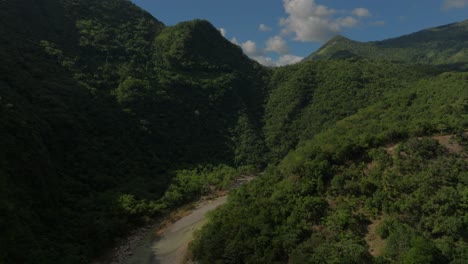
<box><xmin>0</xmin><ymin>0</ymin><xmax>266</xmax><ymax>262</ymax></box>
<box><xmin>115</xmin><ymin>164</ymin><xmax>250</xmax><ymax>223</ymax></box>
<box><xmin>264</xmin><ymin>59</ymin><xmax>436</xmax><ymax>160</ymax></box>
<box><xmin>1</xmin><ymin>0</ymin><xmax>467</xmax><ymax>263</ymax></box>
<box><xmin>192</xmin><ymin>72</ymin><xmax>468</xmax><ymax>263</ymax></box>
<box><xmin>193</xmin><ymin>136</ymin><xmax>467</xmax><ymax>263</ymax></box>
<box><xmin>306</xmin><ymin>20</ymin><xmax>468</xmax><ymax>70</ymax></box>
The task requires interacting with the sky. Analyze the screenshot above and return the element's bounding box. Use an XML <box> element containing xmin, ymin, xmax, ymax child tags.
<box><xmin>131</xmin><ymin>0</ymin><xmax>468</xmax><ymax>66</ymax></box>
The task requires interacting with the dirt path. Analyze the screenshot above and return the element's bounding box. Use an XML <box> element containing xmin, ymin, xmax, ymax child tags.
<box><xmin>365</xmin><ymin>218</ymin><xmax>385</xmax><ymax>256</ymax></box>
<box><xmin>433</xmin><ymin>134</ymin><xmax>465</xmax><ymax>154</ymax></box>
<box><xmin>124</xmin><ymin>196</ymin><xmax>227</xmax><ymax>264</ymax></box>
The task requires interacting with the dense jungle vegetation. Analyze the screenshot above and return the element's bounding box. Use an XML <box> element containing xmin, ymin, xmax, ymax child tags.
<box><xmin>0</xmin><ymin>0</ymin><xmax>466</xmax><ymax>263</ymax></box>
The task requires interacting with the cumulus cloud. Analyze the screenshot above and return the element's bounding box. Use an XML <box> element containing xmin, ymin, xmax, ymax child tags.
<box><xmin>266</xmin><ymin>36</ymin><xmax>289</xmax><ymax>54</ymax></box>
<box><xmin>237</xmin><ymin>38</ymin><xmax>295</xmax><ymax>62</ymax></box>
<box><xmin>251</xmin><ymin>54</ymin><xmax>304</xmax><ymax>67</ymax></box>
<box><xmin>231</xmin><ymin>38</ymin><xmax>302</xmax><ymax>66</ymax></box>
<box><xmin>280</xmin><ymin>0</ymin><xmax>337</xmax><ymax>42</ymax></box>
<box><xmin>276</xmin><ymin>54</ymin><xmax>303</xmax><ymax>66</ymax></box>
<box><xmin>280</xmin><ymin>0</ymin><xmax>368</xmax><ymax>42</ymax></box>
<box><xmin>230</xmin><ymin>31</ymin><xmax>302</xmax><ymax>66</ymax></box>
<box><xmin>232</xmin><ymin>38</ymin><xmax>302</xmax><ymax>66</ymax></box>
<box><xmin>219</xmin><ymin>28</ymin><xmax>227</xmax><ymax>37</ymax></box>
<box><xmin>252</xmin><ymin>56</ymin><xmax>275</xmax><ymax>66</ymax></box>
<box><xmin>240</xmin><ymin>40</ymin><xmax>263</xmax><ymax>57</ymax></box>
<box><xmin>230</xmin><ymin>37</ymin><xmax>239</xmax><ymax>45</ymax></box>
<box><xmin>283</xmin><ymin>0</ymin><xmax>335</xmax><ymax>18</ymax></box>
<box><xmin>338</xmin><ymin>16</ymin><xmax>358</xmax><ymax>27</ymax></box>
<box><xmin>259</xmin><ymin>24</ymin><xmax>272</xmax><ymax>31</ymax></box>
<box><xmin>442</xmin><ymin>0</ymin><xmax>468</xmax><ymax>9</ymax></box>
<box><xmin>280</xmin><ymin>15</ymin><xmax>339</xmax><ymax>42</ymax></box>
<box><xmin>352</xmin><ymin>8</ymin><xmax>371</xmax><ymax>17</ymax></box>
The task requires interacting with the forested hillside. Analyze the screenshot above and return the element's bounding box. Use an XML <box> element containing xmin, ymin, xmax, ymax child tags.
<box><xmin>0</xmin><ymin>0</ymin><xmax>267</xmax><ymax>262</ymax></box>
<box><xmin>263</xmin><ymin>60</ymin><xmax>437</xmax><ymax>161</ymax></box>
<box><xmin>0</xmin><ymin>0</ymin><xmax>467</xmax><ymax>263</ymax></box>
<box><xmin>306</xmin><ymin>20</ymin><xmax>468</xmax><ymax>70</ymax></box>
<box><xmin>191</xmin><ymin>19</ymin><xmax>468</xmax><ymax>264</ymax></box>
<box><xmin>192</xmin><ymin>71</ymin><xmax>468</xmax><ymax>264</ymax></box>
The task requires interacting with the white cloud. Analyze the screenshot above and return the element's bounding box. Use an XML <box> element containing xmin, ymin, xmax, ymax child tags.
<box><xmin>219</xmin><ymin>28</ymin><xmax>227</xmax><ymax>37</ymax></box>
<box><xmin>259</xmin><ymin>24</ymin><xmax>272</xmax><ymax>31</ymax></box>
<box><xmin>443</xmin><ymin>0</ymin><xmax>468</xmax><ymax>9</ymax></box>
<box><xmin>230</xmin><ymin>37</ymin><xmax>239</xmax><ymax>45</ymax></box>
<box><xmin>280</xmin><ymin>0</ymin><xmax>367</xmax><ymax>42</ymax></box>
<box><xmin>338</xmin><ymin>16</ymin><xmax>358</xmax><ymax>27</ymax></box>
<box><xmin>280</xmin><ymin>13</ymin><xmax>339</xmax><ymax>42</ymax></box>
<box><xmin>276</xmin><ymin>54</ymin><xmax>304</xmax><ymax>66</ymax></box>
<box><xmin>284</xmin><ymin>0</ymin><xmax>335</xmax><ymax>18</ymax></box>
<box><xmin>266</xmin><ymin>36</ymin><xmax>289</xmax><ymax>54</ymax></box>
<box><xmin>352</xmin><ymin>8</ymin><xmax>371</xmax><ymax>17</ymax></box>
<box><xmin>252</xmin><ymin>56</ymin><xmax>276</xmax><ymax>67</ymax></box>
<box><xmin>230</xmin><ymin>28</ymin><xmax>303</xmax><ymax>66</ymax></box>
<box><xmin>240</xmin><ymin>40</ymin><xmax>263</xmax><ymax>57</ymax></box>
<box><xmin>251</xmin><ymin>54</ymin><xmax>304</xmax><ymax>67</ymax></box>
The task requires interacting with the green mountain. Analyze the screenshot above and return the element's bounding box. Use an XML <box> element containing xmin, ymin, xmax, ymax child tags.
<box><xmin>191</xmin><ymin>21</ymin><xmax>468</xmax><ymax>264</ymax></box>
<box><xmin>0</xmin><ymin>0</ymin><xmax>267</xmax><ymax>262</ymax></box>
<box><xmin>0</xmin><ymin>0</ymin><xmax>467</xmax><ymax>263</ymax></box>
<box><xmin>192</xmin><ymin>68</ymin><xmax>468</xmax><ymax>264</ymax></box>
<box><xmin>306</xmin><ymin>20</ymin><xmax>468</xmax><ymax>69</ymax></box>
<box><xmin>263</xmin><ymin>59</ymin><xmax>437</xmax><ymax>161</ymax></box>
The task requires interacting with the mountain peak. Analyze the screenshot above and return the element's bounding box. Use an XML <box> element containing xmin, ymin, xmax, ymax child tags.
<box><xmin>323</xmin><ymin>34</ymin><xmax>356</xmax><ymax>46</ymax></box>
<box><xmin>304</xmin><ymin>19</ymin><xmax>468</xmax><ymax>68</ymax></box>
<box><xmin>306</xmin><ymin>34</ymin><xmax>358</xmax><ymax>60</ymax></box>
<box><xmin>153</xmin><ymin>19</ymin><xmax>254</xmax><ymax>71</ymax></box>
<box><xmin>330</xmin><ymin>34</ymin><xmax>351</xmax><ymax>41</ymax></box>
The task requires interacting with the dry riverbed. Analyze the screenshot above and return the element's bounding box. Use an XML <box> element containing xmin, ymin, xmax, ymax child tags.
<box><xmin>124</xmin><ymin>195</ymin><xmax>227</xmax><ymax>264</ymax></box>
<box><xmin>94</xmin><ymin>176</ymin><xmax>255</xmax><ymax>264</ymax></box>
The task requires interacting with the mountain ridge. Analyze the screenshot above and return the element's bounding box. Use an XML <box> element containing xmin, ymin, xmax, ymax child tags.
<box><xmin>0</xmin><ymin>0</ymin><xmax>467</xmax><ymax>263</ymax></box>
<box><xmin>305</xmin><ymin>19</ymin><xmax>468</xmax><ymax>69</ymax></box>
<box><xmin>0</xmin><ymin>0</ymin><xmax>268</xmax><ymax>262</ymax></box>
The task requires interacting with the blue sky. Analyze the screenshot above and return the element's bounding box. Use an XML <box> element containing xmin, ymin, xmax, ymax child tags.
<box><xmin>131</xmin><ymin>0</ymin><xmax>468</xmax><ymax>66</ymax></box>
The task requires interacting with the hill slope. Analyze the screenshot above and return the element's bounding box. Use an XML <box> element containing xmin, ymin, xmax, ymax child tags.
<box><xmin>190</xmin><ymin>21</ymin><xmax>468</xmax><ymax>264</ymax></box>
<box><xmin>306</xmin><ymin>20</ymin><xmax>468</xmax><ymax>69</ymax></box>
<box><xmin>192</xmin><ymin>71</ymin><xmax>468</xmax><ymax>264</ymax></box>
<box><xmin>0</xmin><ymin>0</ymin><xmax>267</xmax><ymax>262</ymax></box>
<box><xmin>0</xmin><ymin>0</ymin><xmax>467</xmax><ymax>263</ymax></box>
<box><xmin>263</xmin><ymin>59</ymin><xmax>437</xmax><ymax>161</ymax></box>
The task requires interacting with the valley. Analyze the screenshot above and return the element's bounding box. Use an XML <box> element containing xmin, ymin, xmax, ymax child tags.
<box><xmin>0</xmin><ymin>0</ymin><xmax>467</xmax><ymax>263</ymax></box>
